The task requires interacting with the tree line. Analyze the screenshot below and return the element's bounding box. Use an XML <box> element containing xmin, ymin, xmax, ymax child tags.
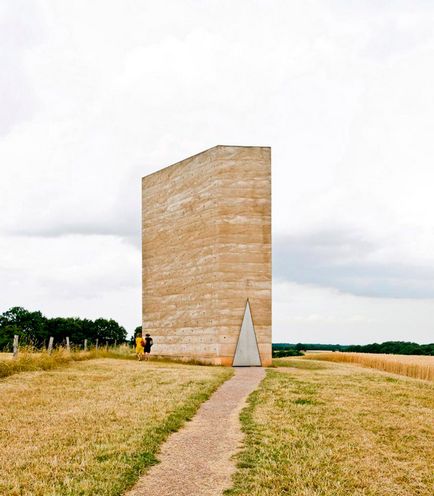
<box><xmin>0</xmin><ymin>307</ymin><xmax>128</xmax><ymax>351</ymax></box>
<box><xmin>273</xmin><ymin>341</ymin><xmax>434</xmax><ymax>356</ymax></box>
<box><xmin>344</xmin><ymin>341</ymin><xmax>434</xmax><ymax>355</ymax></box>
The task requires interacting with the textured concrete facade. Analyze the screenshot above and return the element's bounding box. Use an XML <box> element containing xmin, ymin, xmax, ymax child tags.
<box><xmin>142</xmin><ymin>145</ymin><xmax>271</xmax><ymax>366</ymax></box>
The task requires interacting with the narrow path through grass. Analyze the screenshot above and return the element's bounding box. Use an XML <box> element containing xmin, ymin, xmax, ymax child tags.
<box><xmin>0</xmin><ymin>358</ymin><xmax>232</xmax><ymax>496</ymax></box>
<box><xmin>127</xmin><ymin>367</ymin><xmax>264</xmax><ymax>496</ymax></box>
<box><xmin>226</xmin><ymin>359</ymin><xmax>434</xmax><ymax>496</ymax></box>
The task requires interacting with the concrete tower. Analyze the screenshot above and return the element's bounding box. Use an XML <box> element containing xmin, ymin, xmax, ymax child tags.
<box><xmin>142</xmin><ymin>145</ymin><xmax>271</xmax><ymax>366</ymax></box>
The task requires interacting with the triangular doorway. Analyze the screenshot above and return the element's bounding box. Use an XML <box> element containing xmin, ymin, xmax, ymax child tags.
<box><xmin>232</xmin><ymin>300</ymin><xmax>262</xmax><ymax>366</ymax></box>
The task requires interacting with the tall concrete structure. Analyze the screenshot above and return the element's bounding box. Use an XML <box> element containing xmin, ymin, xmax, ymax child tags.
<box><xmin>142</xmin><ymin>145</ymin><xmax>271</xmax><ymax>366</ymax></box>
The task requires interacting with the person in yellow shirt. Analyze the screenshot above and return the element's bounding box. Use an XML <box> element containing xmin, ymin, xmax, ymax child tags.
<box><xmin>135</xmin><ymin>331</ymin><xmax>145</xmax><ymax>361</ymax></box>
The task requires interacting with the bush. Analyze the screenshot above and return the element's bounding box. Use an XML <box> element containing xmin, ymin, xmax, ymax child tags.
<box><xmin>272</xmin><ymin>349</ymin><xmax>304</xmax><ymax>358</ymax></box>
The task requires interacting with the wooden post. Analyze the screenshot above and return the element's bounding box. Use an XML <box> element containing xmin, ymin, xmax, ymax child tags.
<box><xmin>13</xmin><ymin>335</ymin><xmax>19</xmax><ymax>358</ymax></box>
<box><xmin>105</xmin><ymin>340</ymin><xmax>108</xmax><ymax>350</ymax></box>
<box><xmin>47</xmin><ymin>336</ymin><xmax>54</xmax><ymax>354</ymax></box>
<box><xmin>95</xmin><ymin>338</ymin><xmax>99</xmax><ymax>350</ymax></box>
<box><xmin>114</xmin><ymin>340</ymin><xmax>117</xmax><ymax>348</ymax></box>
<box><xmin>84</xmin><ymin>339</ymin><xmax>87</xmax><ymax>351</ymax></box>
<box><xmin>66</xmin><ymin>336</ymin><xmax>70</xmax><ymax>352</ymax></box>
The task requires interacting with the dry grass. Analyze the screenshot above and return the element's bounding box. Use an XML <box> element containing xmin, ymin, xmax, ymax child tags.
<box><xmin>272</xmin><ymin>357</ymin><xmax>330</xmax><ymax>370</ymax></box>
<box><xmin>304</xmin><ymin>352</ymin><xmax>434</xmax><ymax>380</ymax></box>
<box><xmin>0</xmin><ymin>352</ymin><xmax>13</xmax><ymax>360</ymax></box>
<box><xmin>0</xmin><ymin>346</ymin><xmax>135</xmax><ymax>379</ymax></box>
<box><xmin>0</xmin><ymin>358</ymin><xmax>232</xmax><ymax>496</ymax></box>
<box><xmin>226</xmin><ymin>359</ymin><xmax>434</xmax><ymax>496</ymax></box>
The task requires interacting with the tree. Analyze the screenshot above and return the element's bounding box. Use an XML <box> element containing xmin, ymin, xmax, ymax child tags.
<box><xmin>93</xmin><ymin>318</ymin><xmax>127</xmax><ymax>344</ymax></box>
<box><xmin>46</xmin><ymin>317</ymin><xmax>88</xmax><ymax>347</ymax></box>
<box><xmin>0</xmin><ymin>307</ymin><xmax>129</xmax><ymax>350</ymax></box>
<box><xmin>130</xmin><ymin>326</ymin><xmax>143</xmax><ymax>345</ymax></box>
<box><xmin>0</xmin><ymin>307</ymin><xmax>47</xmax><ymax>349</ymax></box>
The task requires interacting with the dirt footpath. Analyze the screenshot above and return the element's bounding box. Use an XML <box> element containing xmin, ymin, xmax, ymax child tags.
<box><xmin>126</xmin><ymin>367</ymin><xmax>265</xmax><ymax>496</ymax></box>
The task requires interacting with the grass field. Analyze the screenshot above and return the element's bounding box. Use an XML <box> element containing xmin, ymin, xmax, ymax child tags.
<box><xmin>304</xmin><ymin>351</ymin><xmax>434</xmax><ymax>381</ymax></box>
<box><xmin>0</xmin><ymin>358</ymin><xmax>232</xmax><ymax>496</ymax></box>
<box><xmin>0</xmin><ymin>346</ymin><xmax>136</xmax><ymax>379</ymax></box>
<box><xmin>226</xmin><ymin>358</ymin><xmax>434</xmax><ymax>496</ymax></box>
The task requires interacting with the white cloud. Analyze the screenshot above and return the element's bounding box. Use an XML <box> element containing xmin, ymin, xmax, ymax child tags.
<box><xmin>0</xmin><ymin>234</ymin><xmax>140</xmax><ymax>329</ymax></box>
<box><xmin>273</xmin><ymin>281</ymin><xmax>434</xmax><ymax>344</ymax></box>
<box><xmin>274</xmin><ymin>229</ymin><xmax>434</xmax><ymax>299</ymax></box>
<box><xmin>1</xmin><ymin>0</ymin><xmax>434</xmax><ymax>341</ymax></box>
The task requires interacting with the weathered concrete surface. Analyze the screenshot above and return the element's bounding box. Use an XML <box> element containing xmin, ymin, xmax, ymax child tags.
<box><xmin>142</xmin><ymin>145</ymin><xmax>271</xmax><ymax>366</ymax></box>
<box><xmin>125</xmin><ymin>367</ymin><xmax>265</xmax><ymax>496</ymax></box>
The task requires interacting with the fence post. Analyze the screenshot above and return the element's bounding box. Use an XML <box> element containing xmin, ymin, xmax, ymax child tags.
<box><xmin>66</xmin><ymin>336</ymin><xmax>70</xmax><ymax>352</ymax></box>
<box><xmin>48</xmin><ymin>336</ymin><xmax>54</xmax><ymax>354</ymax></box>
<box><xmin>105</xmin><ymin>340</ymin><xmax>108</xmax><ymax>350</ymax></box>
<box><xmin>13</xmin><ymin>335</ymin><xmax>19</xmax><ymax>358</ymax></box>
<box><xmin>114</xmin><ymin>339</ymin><xmax>117</xmax><ymax>348</ymax></box>
<box><xmin>95</xmin><ymin>338</ymin><xmax>99</xmax><ymax>350</ymax></box>
<box><xmin>84</xmin><ymin>339</ymin><xmax>87</xmax><ymax>351</ymax></box>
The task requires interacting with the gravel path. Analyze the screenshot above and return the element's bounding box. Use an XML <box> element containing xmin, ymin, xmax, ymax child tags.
<box><xmin>126</xmin><ymin>367</ymin><xmax>265</xmax><ymax>496</ymax></box>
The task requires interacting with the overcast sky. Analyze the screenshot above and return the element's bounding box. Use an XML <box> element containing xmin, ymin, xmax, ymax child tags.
<box><xmin>1</xmin><ymin>0</ymin><xmax>434</xmax><ymax>343</ymax></box>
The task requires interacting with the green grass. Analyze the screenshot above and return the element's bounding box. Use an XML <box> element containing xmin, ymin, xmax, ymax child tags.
<box><xmin>0</xmin><ymin>358</ymin><xmax>232</xmax><ymax>495</ymax></box>
<box><xmin>226</xmin><ymin>363</ymin><xmax>434</xmax><ymax>496</ymax></box>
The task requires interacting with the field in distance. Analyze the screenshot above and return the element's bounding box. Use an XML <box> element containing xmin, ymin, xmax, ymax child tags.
<box><xmin>304</xmin><ymin>351</ymin><xmax>434</xmax><ymax>381</ymax></box>
<box><xmin>226</xmin><ymin>357</ymin><xmax>434</xmax><ymax>496</ymax></box>
<box><xmin>0</xmin><ymin>358</ymin><xmax>231</xmax><ymax>496</ymax></box>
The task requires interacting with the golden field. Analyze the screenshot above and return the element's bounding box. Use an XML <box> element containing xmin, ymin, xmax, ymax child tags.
<box><xmin>227</xmin><ymin>358</ymin><xmax>434</xmax><ymax>496</ymax></box>
<box><xmin>304</xmin><ymin>351</ymin><xmax>434</xmax><ymax>380</ymax></box>
<box><xmin>0</xmin><ymin>346</ymin><xmax>134</xmax><ymax>379</ymax></box>
<box><xmin>0</xmin><ymin>358</ymin><xmax>231</xmax><ymax>496</ymax></box>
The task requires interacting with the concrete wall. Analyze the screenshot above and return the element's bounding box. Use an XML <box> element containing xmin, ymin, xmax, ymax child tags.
<box><xmin>142</xmin><ymin>145</ymin><xmax>271</xmax><ymax>366</ymax></box>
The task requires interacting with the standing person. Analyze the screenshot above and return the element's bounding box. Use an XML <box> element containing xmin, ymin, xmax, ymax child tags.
<box><xmin>144</xmin><ymin>333</ymin><xmax>153</xmax><ymax>361</ymax></box>
<box><xmin>135</xmin><ymin>331</ymin><xmax>145</xmax><ymax>361</ymax></box>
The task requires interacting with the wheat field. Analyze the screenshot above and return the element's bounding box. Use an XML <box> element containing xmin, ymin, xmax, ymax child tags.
<box><xmin>304</xmin><ymin>351</ymin><xmax>434</xmax><ymax>380</ymax></box>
